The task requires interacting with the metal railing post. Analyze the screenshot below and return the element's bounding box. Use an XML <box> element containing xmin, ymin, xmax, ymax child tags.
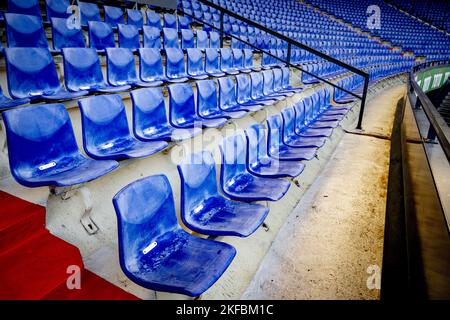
<box><xmin>287</xmin><ymin>43</ymin><xmax>292</xmax><ymax>65</ymax></box>
<box><xmin>356</xmin><ymin>76</ymin><xmax>370</xmax><ymax>130</ymax></box>
<box><xmin>219</xmin><ymin>11</ymin><xmax>224</xmax><ymax>48</ymax></box>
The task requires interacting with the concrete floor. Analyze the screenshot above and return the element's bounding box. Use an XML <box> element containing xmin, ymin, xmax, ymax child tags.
<box><xmin>242</xmin><ymin>84</ymin><xmax>407</xmax><ymax>300</ymax></box>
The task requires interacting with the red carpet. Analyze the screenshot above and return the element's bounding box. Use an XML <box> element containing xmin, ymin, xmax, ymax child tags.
<box><xmin>0</xmin><ymin>191</ymin><xmax>139</xmax><ymax>300</ymax></box>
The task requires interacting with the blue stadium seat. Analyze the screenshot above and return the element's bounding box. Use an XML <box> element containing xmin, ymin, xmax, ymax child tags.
<box><xmin>280</xmin><ymin>67</ymin><xmax>303</xmax><ymax>93</ymax></box>
<box><xmin>243</xmin><ymin>49</ymin><xmax>255</xmax><ymax>72</ymax></box>
<box><xmin>118</xmin><ymin>24</ymin><xmax>140</xmax><ymax>50</ymax></box>
<box><xmin>262</xmin><ymin>70</ymin><xmax>288</xmax><ymax>101</ymax></box>
<box><xmin>209</xmin><ymin>31</ymin><xmax>220</xmax><ymax>48</ymax></box>
<box><xmin>146</xmin><ymin>10</ymin><xmax>161</xmax><ymax>30</ymax></box>
<box><xmin>220</xmin><ymin>48</ymin><xmax>239</xmax><ymax>75</ymax></box>
<box><xmin>62</xmin><ymin>48</ymin><xmax>131</xmax><ymax>93</ymax></box>
<box><xmin>51</xmin><ymin>17</ymin><xmax>85</xmax><ymax>51</ymax></box>
<box><xmin>196</xmin><ymin>30</ymin><xmax>209</xmax><ymax>49</ymax></box>
<box><xmin>112</xmin><ymin>174</ymin><xmax>236</xmax><ymax>297</ymax></box>
<box><xmin>89</xmin><ymin>21</ymin><xmax>115</xmax><ymax>50</ymax></box>
<box><xmin>181</xmin><ymin>29</ymin><xmax>195</xmax><ymax>49</ymax></box>
<box><xmin>2</xmin><ymin>103</ymin><xmax>118</xmax><ymax>188</ymax></box>
<box><xmin>163</xmin><ymin>27</ymin><xmax>180</xmax><ymax>48</ymax></box>
<box><xmin>104</xmin><ymin>6</ymin><xmax>124</xmax><ymax>28</ymax></box>
<box><xmin>293</xmin><ymin>99</ymin><xmax>333</xmax><ymax>138</ymax></box>
<box><xmin>267</xmin><ymin>114</ymin><xmax>317</xmax><ymax>161</ymax></box>
<box><xmin>220</xmin><ymin>135</ymin><xmax>291</xmax><ymax>201</ymax></box>
<box><xmin>4</xmin><ymin>13</ymin><xmax>48</xmax><ymax>48</ymax></box>
<box><xmin>178</xmin><ymin>16</ymin><xmax>191</xmax><ymax>30</ymax></box>
<box><xmin>232</xmin><ymin>49</ymin><xmax>246</xmax><ymax>72</ymax></box>
<box><xmin>186</xmin><ymin>48</ymin><xmax>208</xmax><ymax>80</ymax></box>
<box><xmin>106</xmin><ymin>48</ymin><xmax>162</xmax><ymax>88</ymax></box>
<box><xmin>165</xmin><ymin>48</ymin><xmax>189</xmax><ymax>82</ymax></box>
<box><xmin>205</xmin><ymin>48</ymin><xmax>225</xmax><ymax>77</ymax></box>
<box><xmin>8</xmin><ymin>0</ymin><xmax>41</xmax><ymax>17</ymax></box>
<box><xmin>163</xmin><ymin>13</ymin><xmax>177</xmax><ymax>29</ymax></box>
<box><xmin>306</xmin><ymin>93</ymin><xmax>341</xmax><ymax>128</ymax></box>
<box><xmin>143</xmin><ymin>26</ymin><xmax>162</xmax><ymax>48</ymax></box>
<box><xmin>78</xmin><ymin>94</ymin><xmax>168</xmax><ymax>160</ymax></box>
<box><xmin>138</xmin><ymin>48</ymin><xmax>168</xmax><ymax>83</ymax></box>
<box><xmin>178</xmin><ymin>151</ymin><xmax>269</xmax><ymax>237</ymax></box>
<box><xmin>249</xmin><ymin>72</ymin><xmax>278</xmax><ymax>105</ymax></box>
<box><xmin>126</xmin><ymin>9</ymin><xmax>143</xmax><ymax>29</ymax></box>
<box><xmin>0</xmin><ymin>85</ymin><xmax>29</xmax><ymax>110</ymax></box>
<box><xmin>196</xmin><ymin>80</ymin><xmax>247</xmax><ymax>120</ymax></box>
<box><xmin>219</xmin><ymin>77</ymin><xmax>261</xmax><ymax>113</ymax></box>
<box><xmin>4</xmin><ymin>48</ymin><xmax>88</xmax><ymax>101</ymax></box>
<box><xmin>45</xmin><ymin>0</ymin><xmax>70</xmax><ymax>20</ymax></box>
<box><xmin>131</xmin><ymin>88</ymin><xmax>201</xmax><ymax>142</ymax></box>
<box><xmin>78</xmin><ymin>1</ymin><xmax>100</xmax><ymax>26</ymax></box>
<box><xmin>235</xmin><ymin>73</ymin><xmax>270</xmax><ymax>108</ymax></box>
<box><xmin>168</xmin><ymin>83</ymin><xmax>227</xmax><ymax>128</ymax></box>
<box><xmin>245</xmin><ymin>124</ymin><xmax>304</xmax><ymax>178</ymax></box>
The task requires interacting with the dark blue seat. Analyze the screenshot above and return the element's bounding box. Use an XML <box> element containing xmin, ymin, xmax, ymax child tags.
<box><xmin>165</xmin><ymin>48</ymin><xmax>189</xmax><ymax>82</ymax></box>
<box><xmin>196</xmin><ymin>80</ymin><xmax>247</xmax><ymax>120</ymax></box>
<box><xmin>245</xmin><ymin>124</ymin><xmax>304</xmax><ymax>178</ymax></box>
<box><xmin>249</xmin><ymin>72</ymin><xmax>278</xmax><ymax>105</ymax></box>
<box><xmin>267</xmin><ymin>114</ymin><xmax>317</xmax><ymax>161</ymax></box>
<box><xmin>78</xmin><ymin>1</ymin><xmax>100</xmax><ymax>26</ymax></box>
<box><xmin>4</xmin><ymin>13</ymin><xmax>48</xmax><ymax>48</ymax></box>
<box><xmin>163</xmin><ymin>13</ymin><xmax>177</xmax><ymax>29</ymax></box>
<box><xmin>51</xmin><ymin>17</ymin><xmax>85</xmax><ymax>51</ymax></box>
<box><xmin>220</xmin><ymin>135</ymin><xmax>291</xmax><ymax>201</ymax></box>
<box><xmin>89</xmin><ymin>21</ymin><xmax>115</xmax><ymax>50</ymax></box>
<box><xmin>186</xmin><ymin>48</ymin><xmax>208</xmax><ymax>80</ymax></box>
<box><xmin>118</xmin><ymin>24</ymin><xmax>140</xmax><ymax>50</ymax></box>
<box><xmin>163</xmin><ymin>27</ymin><xmax>179</xmax><ymax>49</ymax></box>
<box><xmin>181</xmin><ymin>29</ymin><xmax>195</xmax><ymax>49</ymax></box>
<box><xmin>220</xmin><ymin>48</ymin><xmax>239</xmax><ymax>75</ymax></box>
<box><xmin>106</xmin><ymin>48</ymin><xmax>162</xmax><ymax>88</ymax></box>
<box><xmin>219</xmin><ymin>77</ymin><xmax>261</xmax><ymax>113</ymax></box>
<box><xmin>205</xmin><ymin>48</ymin><xmax>225</xmax><ymax>77</ymax></box>
<box><xmin>168</xmin><ymin>83</ymin><xmax>227</xmax><ymax>129</ymax></box>
<box><xmin>131</xmin><ymin>87</ymin><xmax>201</xmax><ymax>142</ymax></box>
<box><xmin>196</xmin><ymin>30</ymin><xmax>209</xmax><ymax>49</ymax></box>
<box><xmin>178</xmin><ymin>16</ymin><xmax>191</xmax><ymax>30</ymax></box>
<box><xmin>45</xmin><ymin>0</ymin><xmax>70</xmax><ymax>20</ymax></box>
<box><xmin>4</xmin><ymin>48</ymin><xmax>88</xmax><ymax>101</ymax></box>
<box><xmin>295</xmin><ymin>97</ymin><xmax>333</xmax><ymax>137</ymax></box>
<box><xmin>2</xmin><ymin>103</ymin><xmax>118</xmax><ymax>188</ymax></box>
<box><xmin>8</xmin><ymin>0</ymin><xmax>41</xmax><ymax>16</ymax></box>
<box><xmin>127</xmin><ymin>9</ymin><xmax>144</xmax><ymax>29</ymax></box>
<box><xmin>235</xmin><ymin>74</ymin><xmax>269</xmax><ymax>108</ymax></box>
<box><xmin>143</xmin><ymin>26</ymin><xmax>162</xmax><ymax>48</ymax></box>
<box><xmin>104</xmin><ymin>6</ymin><xmax>124</xmax><ymax>28</ymax></box>
<box><xmin>146</xmin><ymin>10</ymin><xmax>161</xmax><ymax>30</ymax></box>
<box><xmin>0</xmin><ymin>85</ymin><xmax>29</xmax><ymax>110</ymax></box>
<box><xmin>209</xmin><ymin>31</ymin><xmax>220</xmax><ymax>48</ymax></box>
<box><xmin>62</xmin><ymin>48</ymin><xmax>131</xmax><ymax>93</ymax></box>
<box><xmin>138</xmin><ymin>48</ymin><xmax>168</xmax><ymax>83</ymax></box>
<box><xmin>178</xmin><ymin>151</ymin><xmax>269</xmax><ymax>236</ymax></box>
<box><xmin>78</xmin><ymin>94</ymin><xmax>168</xmax><ymax>160</ymax></box>
<box><xmin>112</xmin><ymin>174</ymin><xmax>236</xmax><ymax>297</ymax></box>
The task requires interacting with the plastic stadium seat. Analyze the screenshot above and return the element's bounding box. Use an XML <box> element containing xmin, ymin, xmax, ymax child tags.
<box><xmin>196</xmin><ymin>30</ymin><xmax>209</xmax><ymax>49</ymax></box>
<box><xmin>267</xmin><ymin>114</ymin><xmax>317</xmax><ymax>161</ymax></box>
<box><xmin>186</xmin><ymin>49</ymin><xmax>208</xmax><ymax>80</ymax></box>
<box><xmin>163</xmin><ymin>13</ymin><xmax>177</xmax><ymax>29</ymax></box>
<box><xmin>209</xmin><ymin>31</ymin><xmax>220</xmax><ymax>48</ymax></box>
<box><xmin>138</xmin><ymin>48</ymin><xmax>168</xmax><ymax>83</ymax></box>
<box><xmin>196</xmin><ymin>80</ymin><xmax>247</xmax><ymax>120</ymax></box>
<box><xmin>127</xmin><ymin>9</ymin><xmax>143</xmax><ymax>29</ymax></box>
<box><xmin>232</xmin><ymin>49</ymin><xmax>246</xmax><ymax>72</ymax></box>
<box><xmin>262</xmin><ymin>70</ymin><xmax>288</xmax><ymax>101</ymax></box>
<box><xmin>306</xmin><ymin>93</ymin><xmax>341</xmax><ymax>128</ymax></box>
<box><xmin>51</xmin><ymin>17</ymin><xmax>85</xmax><ymax>51</ymax></box>
<box><xmin>220</xmin><ymin>48</ymin><xmax>239</xmax><ymax>75</ymax></box>
<box><xmin>181</xmin><ymin>29</ymin><xmax>195</xmax><ymax>49</ymax></box>
<box><xmin>78</xmin><ymin>94</ymin><xmax>168</xmax><ymax>160</ymax></box>
<box><xmin>118</xmin><ymin>24</ymin><xmax>140</xmax><ymax>50</ymax></box>
<box><xmin>243</xmin><ymin>49</ymin><xmax>255</xmax><ymax>72</ymax></box>
<box><xmin>62</xmin><ymin>48</ymin><xmax>131</xmax><ymax>93</ymax></box>
<box><xmin>4</xmin><ymin>13</ymin><xmax>48</xmax><ymax>48</ymax></box>
<box><xmin>112</xmin><ymin>174</ymin><xmax>236</xmax><ymax>297</ymax></box>
<box><xmin>219</xmin><ymin>77</ymin><xmax>261</xmax><ymax>113</ymax></box>
<box><xmin>178</xmin><ymin>150</ymin><xmax>269</xmax><ymax>237</ymax></box>
<box><xmin>163</xmin><ymin>28</ymin><xmax>180</xmax><ymax>49</ymax></box>
<box><xmin>293</xmin><ymin>100</ymin><xmax>333</xmax><ymax>138</ymax></box>
<box><xmin>45</xmin><ymin>0</ymin><xmax>70</xmax><ymax>20</ymax></box>
<box><xmin>0</xmin><ymin>85</ymin><xmax>29</xmax><ymax>110</ymax></box>
<box><xmin>205</xmin><ymin>48</ymin><xmax>225</xmax><ymax>77</ymax></box>
<box><xmin>104</xmin><ymin>6</ymin><xmax>124</xmax><ymax>28</ymax></box>
<box><xmin>89</xmin><ymin>21</ymin><xmax>115</xmax><ymax>50</ymax></box>
<box><xmin>146</xmin><ymin>10</ymin><xmax>161</xmax><ymax>30</ymax></box>
<box><xmin>143</xmin><ymin>26</ymin><xmax>161</xmax><ymax>48</ymax></box>
<box><xmin>2</xmin><ymin>104</ymin><xmax>118</xmax><ymax>188</ymax></box>
<box><xmin>168</xmin><ymin>83</ymin><xmax>227</xmax><ymax>129</ymax></box>
<box><xmin>78</xmin><ymin>1</ymin><xmax>100</xmax><ymax>26</ymax></box>
<box><xmin>165</xmin><ymin>48</ymin><xmax>189</xmax><ymax>82</ymax></box>
<box><xmin>220</xmin><ymin>135</ymin><xmax>291</xmax><ymax>201</ymax></box>
<box><xmin>131</xmin><ymin>88</ymin><xmax>201</xmax><ymax>142</ymax></box>
<box><xmin>235</xmin><ymin>73</ymin><xmax>270</xmax><ymax>108</ymax></box>
<box><xmin>178</xmin><ymin>16</ymin><xmax>191</xmax><ymax>30</ymax></box>
<box><xmin>8</xmin><ymin>0</ymin><xmax>41</xmax><ymax>17</ymax></box>
<box><xmin>281</xmin><ymin>67</ymin><xmax>303</xmax><ymax>93</ymax></box>
<box><xmin>106</xmin><ymin>48</ymin><xmax>162</xmax><ymax>88</ymax></box>
<box><xmin>245</xmin><ymin>124</ymin><xmax>304</xmax><ymax>178</ymax></box>
<box><xmin>4</xmin><ymin>48</ymin><xmax>88</xmax><ymax>101</ymax></box>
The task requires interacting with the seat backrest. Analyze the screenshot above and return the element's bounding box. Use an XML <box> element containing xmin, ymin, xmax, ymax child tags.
<box><xmin>196</xmin><ymin>30</ymin><xmax>209</xmax><ymax>49</ymax></box>
<box><xmin>218</xmin><ymin>77</ymin><xmax>237</xmax><ymax>110</ymax></box>
<box><xmin>262</xmin><ymin>70</ymin><xmax>275</xmax><ymax>95</ymax></box>
<box><xmin>165</xmin><ymin>48</ymin><xmax>186</xmax><ymax>79</ymax></box>
<box><xmin>104</xmin><ymin>6</ymin><xmax>124</xmax><ymax>27</ymax></box>
<box><xmin>205</xmin><ymin>48</ymin><xmax>220</xmax><ymax>73</ymax></box>
<box><xmin>2</xmin><ymin>103</ymin><xmax>80</xmax><ymax>183</ymax></box>
<box><xmin>126</xmin><ymin>9</ymin><xmax>143</xmax><ymax>28</ymax></box>
<box><xmin>235</xmin><ymin>73</ymin><xmax>252</xmax><ymax>104</ymax></box>
<box><xmin>163</xmin><ymin>13</ymin><xmax>177</xmax><ymax>29</ymax></box>
<box><xmin>168</xmin><ymin>83</ymin><xmax>196</xmax><ymax>127</ymax></box>
<box><xmin>281</xmin><ymin>106</ymin><xmax>296</xmax><ymax>139</ymax></box>
<box><xmin>245</xmin><ymin>123</ymin><xmax>269</xmax><ymax>168</ymax></box>
<box><xmin>243</xmin><ymin>49</ymin><xmax>253</xmax><ymax>69</ymax></box>
<box><xmin>138</xmin><ymin>48</ymin><xmax>164</xmax><ymax>82</ymax></box>
<box><xmin>143</xmin><ymin>26</ymin><xmax>161</xmax><ymax>48</ymax></box>
<box><xmin>118</xmin><ymin>24</ymin><xmax>140</xmax><ymax>49</ymax></box>
<box><xmin>178</xmin><ymin>16</ymin><xmax>191</xmax><ymax>30</ymax></box>
<box><xmin>62</xmin><ymin>48</ymin><xmax>105</xmax><ymax>91</ymax></box>
<box><xmin>273</xmin><ymin>68</ymin><xmax>284</xmax><ymax>92</ymax></box>
<box><xmin>209</xmin><ymin>31</ymin><xmax>220</xmax><ymax>48</ymax></box>
<box><xmin>163</xmin><ymin>27</ymin><xmax>179</xmax><ymax>49</ymax></box>
<box><xmin>4</xmin><ymin>47</ymin><xmax>61</xmax><ymax>99</ymax></box>
<box><xmin>5</xmin><ymin>13</ymin><xmax>48</xmax><ymax>48</ymax></box>
<box><xmin>220</xmin><ymin>48</ymin><xmax>233</xmax><ymax>71</ymax></box>
<box><xmin>106</xmin><ymin>48</ymin><xmax>138</xmax><ymax>86</ymax></box>
<box><xmin>181</xmin><ymin>29</ymin><xmax>194</xmax><ymax>49</ymax></box>
<box><xmin>186</xmin><ymin>48</ymin><xmax>204</xmax><ymax>76</ymax></box>
<box><xmin>267</xmin><ymin>114</ymin><xmax>283</xmax><ymax>151</ymax></box>
<box><xmin>196</xmin><ymin>79</ymin><xmax>219</xmax><ymax>116</ymax></box>
<box><xmin>45</xmin><ymin>0</ymin><xmax>70</xmax><ymax>20</ymax></box>
<box><xmin>303</xmin><ymin>96</ymin><xmax>315</xmax><ymax>123</ymax></box>
<box><xmin>232</xmin><ymin>49</ymin><xmax>244</xmax><ymax>70</ymax></box>
<box><xmin>281</xmin><ymin>67</ymin><xmax>291</xmax><ymax>88</ymax></box>
<box><xmin>146</xmin><ymin>10</ymin><xmax>161</xmax><ymax>30</ymax></box>
<box><xmin>8</xmin><ymin>0</ymin><xmax>41</xmax><ymax>17</ymax></box>
<box><xmin>293</xmin><ymin>100</ymin><xmax>307</xmax><ymax>132</ymax></box>
<box><xmin>78</xmin><ymin>1</ymin><xmax>100</xmax><ymax>26</ymax></box>
<box><xmin>220</xmin><ymin>135</ymin><xmax>248</xmax><ymax>185</ymax></box>
<box><xmin>89</xmin><ymin>21</ymin><xmax>115</xmax><ymax>50</ymax></box>
<box><xmin>51</xmin><ymin>17</ymin><xmax>85</xmax><ymax>50</ymax></box>
<box><xmin>113</xmin><ymin>174</ymin><xmax>180</xmax><ymax>272</ymax></box>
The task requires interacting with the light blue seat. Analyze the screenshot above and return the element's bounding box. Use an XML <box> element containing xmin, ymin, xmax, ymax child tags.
<box><xmin>127</xmin><ymin>9</ymin><xmax>143</xmax><ymax>29</ymax></box>
<box><xmin>51</xmin><ymin>17</ymin><xmax>85</xmax><ymax>51</ymax></box>
<box><xmin>146</xmin><ymin>10</ymin><xmax>161</xmax><ymax>30</ymax></box>
<box><xmin>245</xmin><ymin>124</ymin><xmax>304</xmax><ymax>178</ymax></box>
<box><xmin>243</xmin><ymin>49</ymin><xmax>255</xmax><ymax>72</ymax></box>
<box><xmin>104</xmin><ymin>6</ymin><xmax>124</xmax><ymax>27</ymax></box>
<box><xmin>62</xmin><ymin>48</ymin><xmax>131</xmax><ymax>93</ymax></box>
<box><xmin>219</xmin><ymin>77</ymin><xmax>261</xmax><ymax>113</ymax></box>
<box><xmin>78</xmin><ymin>94</ymin><xmax>168</xmax><ymax>160</ymax></box>
<box><xmin>138</xmin><ymin>48</ymin><xmax>168</xmax><ymax>83</ymax></box>
<box><xmin>281</xmin><ymin>67</ymin><xmax>303</xmax><ymax>93</ymax></box>
<box><xmin>181</xmin><ymin>29</ymin><xmax>195</xmax><ymax>49</ymax></box>
<box><xmin>220</xmin><ymin>48</ymin><xmax>239</xmax><ymax>75</ymax></box>
<box><xmin>178</xmin><ymin>16</ymin><xmax>191</xmax><ymax>30</ymax></box>
<box><xmin>209</xmin><ymin>31</ymin><xmax>220</xmax><ymax>48</ymax></box>
<box><xmin>112</xmin><ymin>174</ymin><xmax>236</xmax><ymax>297</ymax></box>
<box><xmin>272</xmin><ymin>68</ymin><xmax>295</xmax><ymax>97</ymax></box>
<box><xmin>118</xmin><ymin>24</ymin><xmax>140</xmax><ymax>50</ymax></box>
<box><xmin>168</xmin><ymin>83</ymin><xmax>227</xmax><ymax>129</ymax></box>
<box><xmin>306</xmin><ymin>92</ymin><xmax>341</xmax><ymax>129</ymax></box>
<box><xmin>89</xmin><ymin>21</ymin><xmax>115</xmax><ymax>50</ymax></box>
<box><xmin>106</xmin><ymin>48</ymin><xmax>162</xmax><ymax>88</ymax></box>
<box><xmin>0</xmin><ymin>85</ymin><xmax>29</xmax><ymax>110</ymax></box>
<box><xmin>232</xmin><ymin>49</ymin><xmax>245</xmax><ymax>72</ymax></box>
<box><xmin>8</xmin><ymin>0</ymin><xmax>41</xmax><ymax>16</ymax></box>
<box><xmin>165</xmin><ymin>48</ymin><xmax>189</xmax><ymax>82</ymax></box>
<box><xmin>186</xmin><ymin>48</ymin><xmax>208</xmax><ymax>80</ymax></box>
<box><xmin>178</xmin><ymin>151</ymin><xmax>269</xmax><ymax>236</ymax></box>
<box><xmin>143</xmin><ymin>26</ymin><xmax>161</xmax><ymax>48</ymax></box>
<box><xmin>220</xmin><ymin>135</ymin><xmax>291</xmax><ymax>201</ymax></box>
<box><xmin>262</xmin><ymin>70</ymin><xmax>288</xmax><ymax>101</ymax></box>
<box><xmin>45</xmin><ymin>0</ymin><xmax>70</xmax><ymax>20</ymax></box>
<box><xmin>163</xmin><ymin>27</ymin><xmax>180</xmax><ymax>48</ymax></box>
<box><xmin>205</xmin><ymin>48</ymin><xmax>225</xmax><ymax>77</ymax></box>
<box><xmin>131</xmin><ymin>88</ymin><xmax>201</xmax><ymax>142</ymax></box>
<box><xmin>196</xmin><ymin>30</ymin><xmax>209</xmax><ymax>49</ymax></box>
<box><xmin>2</xmin><ymin>104</ymin><xmax>118</xmax><ymax>188</ymax></box>
<box><xmin>249</xmin><ymin>72</ymin><xmax>278</xmax><ymax>105</ymax></box>
<box><xmin>78</xmin><ymin>1</ymin><xmax>100</xmax><ymax>26</ymax></box>
<box><xmin>294</xmin><ymin>98</ymin><xmax>333</xmax><ymax>137</ymax></box>
<box><xmin>4</xmin><ymin>13</ymin><xmax>48</xmax><ymax>48</ymax></box>
<box><xmin>267</xmin><ymin>114</ymin><xmax>317</xmax><ymax>161</ymax></box>
<box><xmin>196</xmin><ymin>80</ymin><xmax>247</xmax><ymax>120</ymax></box>
<box><xmin>163</xmin><ymin>13</ymin><xmax>177</xmax><ymax>29</ymax></box>
<box><xmin>235</xmin><ymin>74</ymin><xmax>268</xmax><ymax>109</ymax></box>
<box><xmin>4</xmin><ymin>48</ymin><xmax>88</xmax><ymax>101</ymax></box>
